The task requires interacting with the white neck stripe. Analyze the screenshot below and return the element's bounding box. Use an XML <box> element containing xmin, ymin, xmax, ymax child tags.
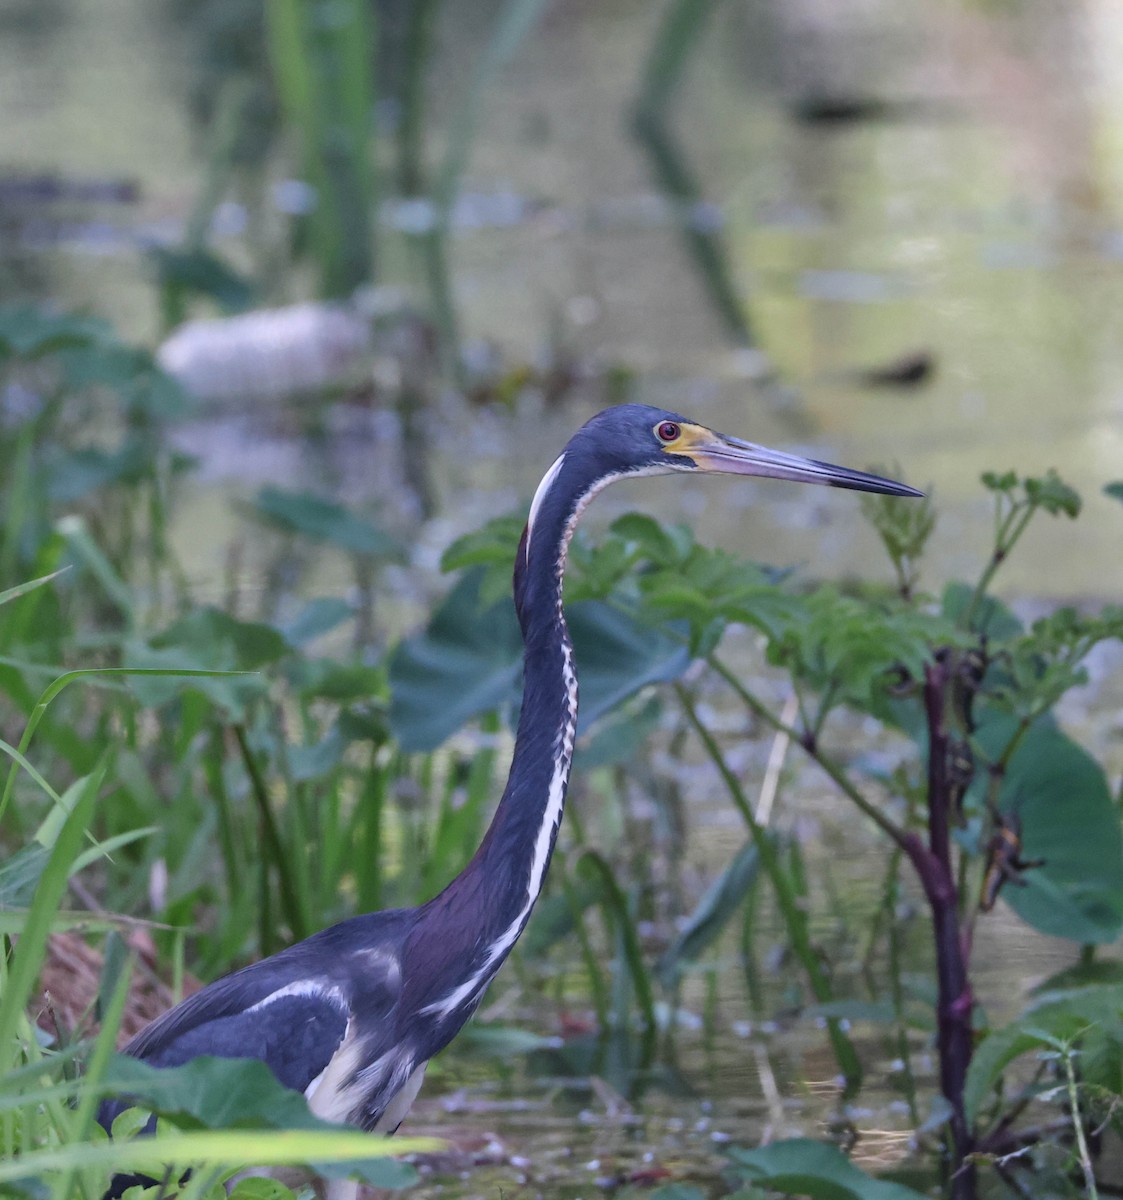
<box><xmin>524</xmin><ymin>452</ymin><xmax>566</xmax><ymax>560</ymax></box>
<box><xmin>421</xmin><ymin>461</ymin><xmax>675</xmax><ymax>1023</ymax></box>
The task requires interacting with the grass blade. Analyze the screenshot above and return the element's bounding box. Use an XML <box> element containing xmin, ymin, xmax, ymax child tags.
<box><xmin>0</xmin><ymin>767</ymin><xmax>102</xmax><ymax>1064</ymax></box>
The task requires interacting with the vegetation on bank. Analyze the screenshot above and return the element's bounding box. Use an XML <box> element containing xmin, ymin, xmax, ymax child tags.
<box><xmin>1</xmin><ymin>306</ymin><xmax>1122</xmax><ymax>1198</ymax></box>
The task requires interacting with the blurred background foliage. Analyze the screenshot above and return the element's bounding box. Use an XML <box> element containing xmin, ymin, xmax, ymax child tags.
<box><xmin>3</xmin><ymin>2</ymin><xmax>1123</xmax><ymax>1198</ymax></box>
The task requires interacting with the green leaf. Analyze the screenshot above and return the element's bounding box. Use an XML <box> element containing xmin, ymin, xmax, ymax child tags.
<box><xmin>278</xmin><ymin>597</ymin><xmax>353</xmax><ymax>648</ymax></box>
<box><xmin>46</xmin><ymin>440</ymin><xmax>152</xmax><ymax>504</ymax></box>
<box><xmin>657</xmin><ymin>840</ymin><xmax>759</xmax><ymax>988</ymax></box>
<box><xmin>981</xmin><ymin>470</ymin><xmax>1018</xmax><ymax>493</ymax></box>
<box><xmin>976</xmin><ymin>715</ymin><xmax>1123</xmax><ymax>942</ymax></box>
<box><xmin>153</xmin><ymin>608</ymin><xmax>288</xmax><ymax>670</ymax></box>
<box><xmin>726</xmin><ymin>1139</ymin><xmax>929</xmax><ymax>1200</ymax></box>
<box><xmin>228</xmin><ymin>1178</ymin><xmax>298</xmax><ymax>1200</ymax></box>
<box><xmin>0</xmin><ymin>1128</ymin><xmax>431</xmax><ymax>1190</ymax></box>
<box><xmin>0</xmin><ymin>844</ymin><xmax>50</xmax><ymax>907</ymax></box>
<box><xmin>253</xmin><ymin>488</ymin><xmax>399</xmax><ymax>558</ymax></box>
<box><xmin>1033</xmin><ymin>960</ymin><xmax>1123</xmax><ymax>994</ymax></box>
<box><xmin>0</xmin><ymin>769</ymin><xmax>100</xmax><ymax>1056</ymax></box>
<box><xmin>115</xmin><ymin>646</ymin><xmax>266</xmax><ymax>717</ymax></box>
<box><xmin>440</xmin><ymin>514</ymin><xmax>525</xmax><ymax>573</ymax></box>
<box><xmin>567</xmin><ymin>602</ymin><xmax>691</xmax><ymax>729</ymax></box>
<box><xmin>101</xmin><ymin>1056</ymin><xmax>423</xmax><ymax>1188</ymax></box>
<box><xmin>152</xmin><ymin>247</ymin><xmax>255</xmax><ymax>313</ymax></box>
<box><xmin>103</xmin><ymin>1055</ymin><xmax>328</xmax><ymax>1133</ymax></box>
<box><xmin>1105</xmin><ymin>481</ymin><xmax>1123</xmax><ymax>505</ymax></box>
<box><xmin>0</xmin><ymin>569</ymin><xmax>69</xmax><ymax>609</ymax></box>
<box><xmin>574</xmin><ymin>695</ymin><xmax>663</xmax><ymax>769</ymax></box>
<box><xmin>964</xmin><ymin>985</ymin><xmax>1123</xmax><ymax>1121</ymax></box>
<box><xmin>287</xmin><ymin>658</ymin><xmax>384</xmax><ymax>704</ymax></box>
<box><xmin>608</xmin><ymin>512</ymin><xmax>690</xmax><ymax>565</ymax></box>
<box><xmin>0</xmin><ymin>305</ymin><xmax>104</xmax><ymax>359</ymax></box>
<box><xmin>388</xmin><ymin>569</ymin><xmax>692</xmax><ymax>752</ymax></box>
<box><xmin>388</xmin><ymin>570</ymin><xmax>522</xmax><ymax>752</ymax></box>
<box><xmin>941</xmin><ymin>581</ymin><xmax>1023</xmax><ymax>639</ymax></box>
<box><xmin>287</xmin><ymin>729</ymin><xmax>346</xmax><ymax>781</ymax></box>
<box><xmin>1024</xmin><ymin>470</ymin><xmax>1080</xmax><ymax>518</ymax></box>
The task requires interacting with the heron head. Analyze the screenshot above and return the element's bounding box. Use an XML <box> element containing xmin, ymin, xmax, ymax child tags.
<box><xmin>571</xmin><ymin>404</ymin><xmax>922</xmax><ymax>498</ymax></box>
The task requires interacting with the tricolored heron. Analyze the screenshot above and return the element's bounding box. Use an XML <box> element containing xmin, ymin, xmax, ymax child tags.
<box><xmin>101</xmin><ymin>405</ymin><xmax>919</xmax><ymax>1196</ymax></box>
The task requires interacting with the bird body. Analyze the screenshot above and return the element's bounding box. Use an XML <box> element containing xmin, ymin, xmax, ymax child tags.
<box><xmin>101</xmin><ymin>406</ymin><xmax>919</xmax><ymax>1191</ymax></box>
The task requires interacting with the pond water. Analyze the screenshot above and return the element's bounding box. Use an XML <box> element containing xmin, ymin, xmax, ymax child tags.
<box><xmin>4</xmin><ymin>0</ymin><xmax>1123</xmax><ymax>601</ymax></box>
<box><xmin>4</xmin><ymin>0</ymin><xmax>1123</xmax><ymax>1194</ymax></box>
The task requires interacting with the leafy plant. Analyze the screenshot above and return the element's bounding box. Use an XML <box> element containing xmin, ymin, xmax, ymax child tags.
<box><xmin>400</xmin><ymin>471</ymin><xmax>1122</xmax><ymax>1199</ymax></box>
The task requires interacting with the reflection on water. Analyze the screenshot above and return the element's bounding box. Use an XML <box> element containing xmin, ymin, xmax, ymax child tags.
<box><xmin>3</xmin><ymin>2</ymin><xmax>1123</xmax><ymax>597</ymax></box>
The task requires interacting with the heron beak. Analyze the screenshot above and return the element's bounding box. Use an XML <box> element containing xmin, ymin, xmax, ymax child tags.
<box><xmin>681</xmin><ymin>430</ymin><xmax>923</xmax><ymax>498</ymax></box>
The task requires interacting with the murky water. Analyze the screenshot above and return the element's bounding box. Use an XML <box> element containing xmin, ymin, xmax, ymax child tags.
<box><xmin>4</xmin><ymin>0</ymin><xmax>1123</xmax><ymax>1193</ymax></box>
<box><xmin>4</xmin><ymin>0</ymin><xmax>1123</xmax><ymax>599</ymax></box>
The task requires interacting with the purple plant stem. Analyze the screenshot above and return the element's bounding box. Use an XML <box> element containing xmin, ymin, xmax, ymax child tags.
<box><xmin>899</xmin><ymin>659</ymin><xmax>976</xmax><ymax>1200</ymax></box>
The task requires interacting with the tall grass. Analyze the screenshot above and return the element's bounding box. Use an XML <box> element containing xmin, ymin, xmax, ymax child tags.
<box><xmin>265</xmin><ymin>0</ymin><xmax>377</xmax><ymax>298</ymax></box>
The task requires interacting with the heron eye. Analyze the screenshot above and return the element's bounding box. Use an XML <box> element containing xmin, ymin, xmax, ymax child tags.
<box><xmin>656</xmin><ymin>421</ymin><xmax>680</xmax><ymax>444</ymax></box>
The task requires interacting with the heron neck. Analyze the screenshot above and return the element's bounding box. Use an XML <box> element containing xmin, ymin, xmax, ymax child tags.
<box><xmin>412</xmin><ymin>464</ymin><xmax>603</xmax><ymax>1027</ymax></box>
<box><xmin>473</xmin><ymin>492</ymin><xmax>579</xmax><ymax>899</ymax></box>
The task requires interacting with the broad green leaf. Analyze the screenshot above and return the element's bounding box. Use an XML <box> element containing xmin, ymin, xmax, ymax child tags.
<box><xmin>1105</xmin><ymin>481</ymin><xmax>1123</xmax><ymax>504</ymax></box>
<box><xmin>152</xmin><ymin>246</ymin><xmax>255</xmax><ymax>313</ymax></box>
<box><xmin>1033</xmin><ymin>960</ymin><xmax>1123</xmax><ymax>994</ymax></box>
<box><xmin>609</xmin><ymin>512</ymin><xmax>691</xmax><ymax>565</ymax></box>
<box><xmin>253</xmin><ymin>488</ymin><xmax>399</xmax><ymax>558</ymax></box>
<box><xmin>100</xmin><ymin>1055</ymin><xmax>426</xmax><ymax>1186</ymax></box>
<box><xmin>279</xmin><ymin>597</ymin><xmax>354</xmax><ymax>647</ymax></box>
<box><xmin>46</xmin><ymin>440</ymin><xmax>152</xmax><ymax>504</ymax></box>
<box><xmin>440</xmin><ymin>514</ymin><xmax>525</xmax><ymax>572</ymax></box>
<box><xmin>976</xmin><ymin>715</ymin><xmax>1123</xmax><ymax>942</ymax></box>
<box><xmin>574</xmin><ymin>695</ymin><xmax>663</xmax><ymax>769</ymax></box>
<box><xmin>964</xmin><ymin>985</ymin><xmax>1123</xmax><ymax>1121</ymax></box>
<box><xmin>287</xmin><ymin>658</ymin><xmax>384</xmax><ymax>703</ymax></box>
<box><xmin>727</xmin><ymin>1138</ymin><xmax>929</xmax><ymax>1200</ymax></box>
<box><xmin>104</xmin><ymin>1054</ymin><xmax>337</xmax><ymax>1133</ymax></box>
<box><xmin>0</xmin><ymin>305</ymin><xmax>104</xmax><ymax>358</ymax></box>
<box><xmin>389</xmin><ymin>569</ymin><xmax>692</xmax><ymax>752</ymax></box>
<box><xmin>287</xmin><ymin>729</ymin><xmax>347</xmax><ymax>781</ymax></box>
<box><xmin>1024</xmin><ymin>470</ymin><xmax>1080</xmax><ymax>518</ymax></box>
<box><xmin>389</xmin><ymin>570</ymin><xmax>522</xmax><ymax>752</ymax></box>
<box><xmin>151</xmin><ymin>609</ymin><xmax>288</xmax><ymax>671</ymax></box>
<box><xmin>229</xmin><ymin>1178</ymin><xmax>298</xmax><ymax>1199</ymax></box>
<box><xmin>657</xmin><ymin>840</ymin><xmax>759</xmax><ymax>988</ymax></box>
<box><xmin>941</xmin><ymin>581</ymin><xmax>1023</xmax><ymax>639</ymax></box>
<box><xmin>567</xmin><ymin>602</ymin><xmax>691</xmax><ymax>729</ymax></box>
<box><xmin>119</xmin><ymin>631</ymin><xmax>270</xmax><ymax>717</ymax></box>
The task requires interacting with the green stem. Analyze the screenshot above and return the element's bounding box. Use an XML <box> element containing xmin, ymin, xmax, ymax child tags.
<box><xmin>961</xmin><ymin>502</ymin><xmax>1036</xmax><ymax>630</ymax></box>
<box><xmin>396</xmin><ymin>0</ymin><xmax>443</xmax><ymax>196</ymax></box>
<box><xmin>675</xmin><ymin>683</ymin><xmax>862</xmax><ymax>1095</ymax></box>
<box><xmin>558</xmin><ymin>856</ymin><xmax>609</xmax><ymax>1030</ymax></box>
<box><xmin>707</xmin><ymin>654</ymin><xmax>912</xmax><ymax>853</ymax></box>
<box><xmin>233</xmin><ymin>724</ymin><xmax>307</xmax><ymax>942</ymax></box>
<box><xmin>630</xmin><ymin>0</ymin><xmax>751</xmax><ymax>345</ymax></box>
<box><xmin>1063</xmin><ymin>1046</ymin><xmax>1098</xmax><ymax>1200</ymax></box>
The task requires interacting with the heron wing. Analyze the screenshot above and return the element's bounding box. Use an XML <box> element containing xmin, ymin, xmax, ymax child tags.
<box><xmin>110</xmin><ymin>912</ymin><xmax>414</xmax><ymax>1125</ymax></box>
<box><xmin>142</xmin><ymin>990</ymin><xmax>351</xmax><ymax>1094</ymax></box>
